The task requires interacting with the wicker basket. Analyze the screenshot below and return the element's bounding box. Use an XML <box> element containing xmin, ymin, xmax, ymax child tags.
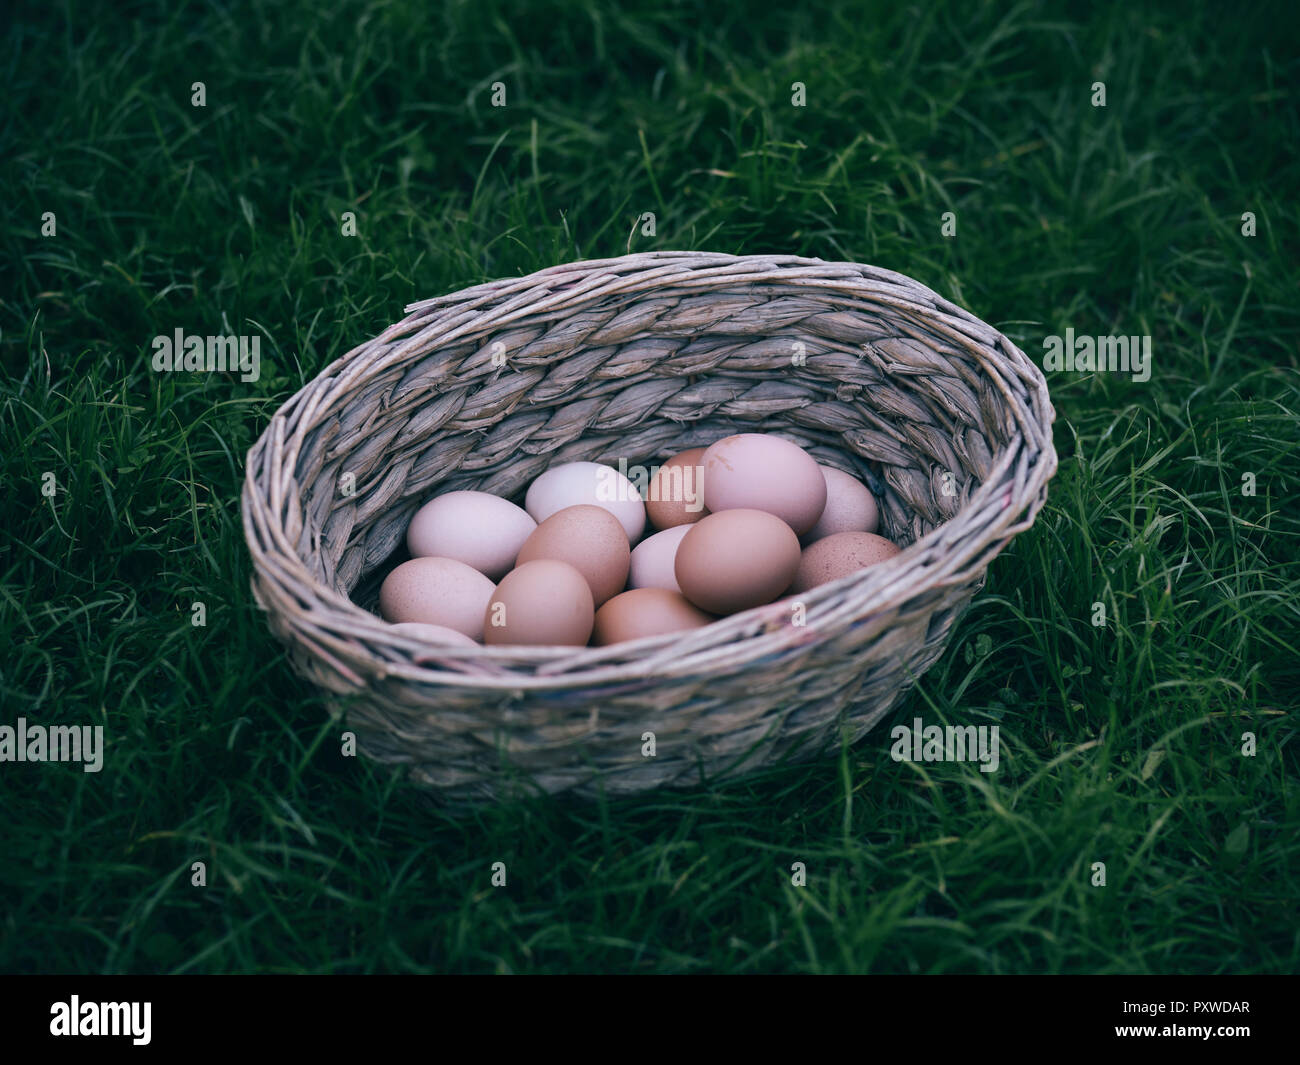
<box><xmin>241</xmin><ymin>251</ymin><xmax>1056</xmax><ymax>803</ymax></box>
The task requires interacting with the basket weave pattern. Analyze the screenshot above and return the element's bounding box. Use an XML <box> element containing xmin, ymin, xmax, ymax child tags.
<box><xmin>242</xmin><ymin>252</ymin><xmax>1056</xmax><ymax>801</ymax></box>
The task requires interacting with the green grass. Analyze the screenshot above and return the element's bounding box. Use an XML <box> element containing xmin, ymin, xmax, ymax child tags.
<box><xmin>2</xmin><ymin>0</ymin><xmax>1298</xmax><ymax>973</ymax></box>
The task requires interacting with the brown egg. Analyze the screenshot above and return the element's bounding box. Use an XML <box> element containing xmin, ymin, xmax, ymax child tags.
<box><xmin>483</xmin><ymin>559</ymin><xmax>594</xmax><ymax>646</ymax></box>
<box><xmin>592</xmin><ymin>588</ymin><xmax>715</xmax><ymax>646</ymax></box>
<box><xmin>515</xmin><ymin>504</ymin><xmax>630</xmax><ymax>607</ymax></box>
<box><xmin>674</xmin><ymin>509</ymin><xmax>801</xmax><ymax>614</ymax></box>
<box><xmin>701</xmin><ymin>433</ymin><xmax>827</xmax><ymax>535</ymax></box>
<box><xmin>790</xmin><ymin>532</ymin><xmax>901</xmax><ymax>593</ymax></box>
<box><xmin>645</xmin><ymin>448</ymin><xmax>708</xmax><ymax>530</ymax></box>
<box><xmin>378</xmin><ymin>557</ymin><xmax>496</xmax><ymax>640</ymax></box>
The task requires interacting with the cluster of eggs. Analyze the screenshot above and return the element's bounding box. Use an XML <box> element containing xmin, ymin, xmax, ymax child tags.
<box><xmin>378</xmin><ymin>433</ymin><xmax>901</xmax><ymax>648</ymax></box>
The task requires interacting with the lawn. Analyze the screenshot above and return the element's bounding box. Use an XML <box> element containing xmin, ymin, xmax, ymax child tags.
<box><xmin>1</xmin><ymin>0</ymin><xmax>1297</xmax><ymax>973</ymax></box>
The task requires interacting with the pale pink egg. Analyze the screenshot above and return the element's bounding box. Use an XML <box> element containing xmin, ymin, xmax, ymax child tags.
<box><xmin>802</xmin><ymin>465</ymin><xmax>879</xmax><ymax>544</ymax></box>
<box><xmin>701</xmin><ymin>434</ymin><xmax>826</xmax><ymax>535</ymax></box>
<box><xmin>524</xmin><ymin>461</ymin><xmax>646</xmax><ymax>542</ymax></box>
<box><xmin>406</xmin><ymin>490</ymin><xmax>536</xmax><ymax>580</ymax></box>
<box><xmin>628</xmin><ymin>525</ymin><xmax>693</xmax><ymax>593</ymax></box>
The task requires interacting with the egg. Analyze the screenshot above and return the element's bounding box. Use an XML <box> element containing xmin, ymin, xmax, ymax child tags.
<box><xmin>515</xmin><ymin>504</ymin><xmax>630</xmax><ymax>606</ymax></box>
<box><xmin>388</xmin><ymin>621</ymin><xmax>479</xmax><ymax>648</ymax></box>
<box><xmin>628</xmin><ymin>525</ymin><xmax>693</xmax><ymax>593</ymax></box>
<box><xmin>484</xmin><ymin>559</ymin><xmax>594</xmax><ymax>646</ymax></box>
<box><xmin>802</xmin><ymin>465</ymin><xmax>879</xmax><ymax>544</ymax></box>
<box><xmin>379</xmin><ymin>557</ymin><xmax>496</xmax><ymax>640</ymax></box>
<box><xmin>525</xmin><ymin>461</ymin><xmax>646</xmax><ymax>542</ymax></box>
<box><xmin>645</xmin><ymin>447</ymin><xmax>708</xmax><ymax>529</ymax></box>
<box><xmin>701</xmin><ymin>433</ymin><xmax>827</xmax><ymax>535</ymax></box>
<box><xmin>789</xmin><ymin>531</ymin><xmax>901</xmax><ymax>593</ymax></box>
<box><xmin>592</xmin><ymin>588</ymin><xmax>715</xmax><ymax>646</ymax></box>
<box><xmin>674</xmin><ymin>509</ymin><xmax>801</xmax><ymax>614</ymax></box>
<box><xmin>406</xmin><ymin>490</ymin><xmax>536</xmax><ymax>579</ymax></box>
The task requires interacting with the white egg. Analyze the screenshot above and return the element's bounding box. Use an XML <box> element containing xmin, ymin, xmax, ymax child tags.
<box><xmin>524</xmin><ymin>461</ymin><xmax>646</xmax><ymax>542</ymax></box>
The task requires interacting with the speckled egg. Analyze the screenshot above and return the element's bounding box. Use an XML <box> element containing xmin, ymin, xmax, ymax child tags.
<box><xmin>789</xmin><ymin>532</ymin><xmax>901</xmax><ymax>594</ymax></box>
<box><xmin>379</xmin><ymin>557</ymin><xmax>496</xmax><ymax>640</ymax></box>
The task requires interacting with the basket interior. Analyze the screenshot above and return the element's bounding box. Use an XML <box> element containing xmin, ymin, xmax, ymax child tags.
<box><xmin>297</xmin><ymin>288</ymin><xmax>1012</xmax><ymax>613</ymax></box>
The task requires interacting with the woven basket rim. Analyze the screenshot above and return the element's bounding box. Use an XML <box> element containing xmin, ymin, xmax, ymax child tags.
<box><xmin>241</xmin><ymin>251</ymin><xmax>1057</xmax><ymax>692</ymax></box>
